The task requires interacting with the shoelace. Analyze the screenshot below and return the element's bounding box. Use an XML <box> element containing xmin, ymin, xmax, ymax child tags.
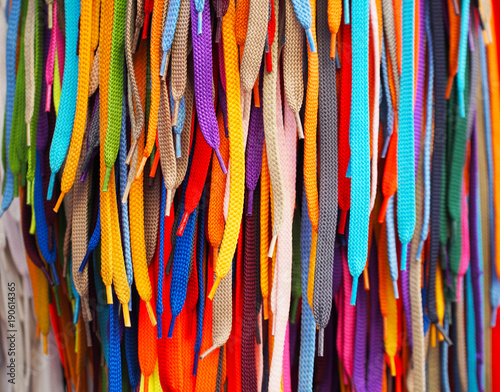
<box><xmin>207</xmin><ymin>0</ymin><xmax>245</xmax><ymax>300</ymax></box>
<box><xmin>1</xmin><ymin>0</ymin><xmax>21</xmax><ymax>216</ymax></box>
<box><xmin>259</xmin><ymin>144</ymin><xmax>270</xmax><ymax>319</ymax></box>
<box><xmin>396</xmin><ymin>0</ymin><xmax>415</xmax><ymax>272</ymax></box>
<box><xmin>289</xmin><ymin>0</ymin><xmax>316</xmax><ymax>51</ymax></box>
<box><xmin>53</xmin><ymin>0</ymin><xmax>92</xmax><ymax>212</ymax></box>
<box><xmin>47</xmin><ymin>0</ymin><xmax>80</xmax><ymax>200</ymax></box>
<box><xmin>314</xmin><ymin>0</ymin><xmax>338</xmax><ymax>356</ymax></box>
<box><xmin>337</xmin><ymin>22</ymin><xmax>352</xmax><ymax>234</ymax></box>
<box><xmin>283</xmin><ymin>0</ymin><xmax>304</xmax><ymax>139</ymax></box>
<box><xmin>298</xmin><ymin>189</ymin><xmax>316</xmax><ymax>392</ymax></box>
<box><xmin>347</xmin><ymin>0</ymin><xmax>370</xmax><ymax>304</ymax></box>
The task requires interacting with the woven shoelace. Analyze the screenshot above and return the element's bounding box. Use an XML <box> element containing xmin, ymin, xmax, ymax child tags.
<box><xmin>207</xmin><ymin>0</ymin><xmax>245</xmax><ymax>300</ymax></box>
<box><xmin>313</xmin><ymin>0</ymin><xmax>338</xmax><ymax>356</ymax></box>
<box><xmin>47</xmin><ymin>0</ymin><xmax>80</xmax><ymax>200</ymax></box>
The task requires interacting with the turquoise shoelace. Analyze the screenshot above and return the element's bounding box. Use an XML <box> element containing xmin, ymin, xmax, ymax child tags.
<box><xmin>347</xmin><ymin>0</ymin><xmax>370</xmax><ymax>305</ymax></box>
<box><xmin>47</xmin><ymin>0</ymin><xmax>80</xmax><ymax>200</ymax></box>
<box><xmin>457</xmin><ymin>0</ymin><xmax>471</xmax><ymax>117</ymax></box>
<box><xmin>396</xmin><ymin>0</ymin><xmax>415</xmax><ymax>270</ymax></box>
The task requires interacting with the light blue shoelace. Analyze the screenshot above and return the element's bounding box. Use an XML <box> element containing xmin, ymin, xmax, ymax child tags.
<box><xmin>195</xmin><ymin>0</ymin><xmax>205</xmax><ymax>34</ymax></box>
<box><xmin>477</xmin><ymin>31</ymin><xmax>500</xmax><ymax>326</ymax></box>
<box><xmin>160</xmin><ymin>0</ymin><xmax>184</xmax><ymax>76</ymax></box>
<box><xmin>386</xmin><ymin>196</ymin><xmax>399</xmax><ymax>299</ymax></box>
<box><xmin>441</xmin><ymin>315</ymin><xmax>451</xmax><ymax>392</ymax></box>
<box><xmin>457</xmin><ymin>0</ymin><xmax>470</xmax><ymax>118</ymax></box>
<box><xmin>289</xmin><ymin>0</ymin><xmax>316</xmax><ymax>52</ymax></box>
<box><xmin>347</xmin><ymin>0</ymin><xmax>370</xmax><ymax>305</ymax></box>
<box><xmin>396</xmin><ymin>0</ymin><xmax>415</xmax><ymax>269</ymax></box>
<box><xmin>170</xmin><ymin>88</ymin><xmax>186</xmax><ymax>158</ymax></box>
<box><xmin>417</xmin><ymin>10</ymin><xmax>434</xmax><ymax>260</ymax></box>
<box><xmin>298</xmin><ymin>190</ymin><xmax>316</xmax><ymax>391</ymax></box>
<box><xmin>47</xmin><ymin>0</ymin><xmax>80</xmax><ymax>200</ymax></box>
<box><xmin>1</xmin><ymin>0</ymin><xmax>21</xmax><ymax>215</ymax></box>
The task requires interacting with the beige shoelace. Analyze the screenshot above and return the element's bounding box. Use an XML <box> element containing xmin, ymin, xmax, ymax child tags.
<box><xmin>263</xmin><ymin>15</ymin><xmax>287</xmax><ymax>258</ymax></box>
<box><xmin>72</xmin><ymin>126</ymin><xmax>91</xmax><ymax>323</ymax></box>
<box><xmin>175</xmin><ymin>71</ymin><xmax>194</xmax><ymax>191</ymax></box>
<box><xmin>283</xmin><ymin>0</ymin><xmax>304</xmax><ymax>139</ymax></box>
<box><xmin>170</xmin><ymin>0</ymin><xmax>190</xmax><ymax>126</ymax></box>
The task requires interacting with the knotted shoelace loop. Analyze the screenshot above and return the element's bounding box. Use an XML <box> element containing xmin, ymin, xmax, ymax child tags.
<box><xmin>47</xmin><ymin>0</ymin><xmax>80</xmax><ymax>200</ymax></box>
<box><xmin>347</xmin><ymin>0</ymin><xmax>371</xmax><ymax>305</ymax></box>
<box><xmin>53</xmin><ymin>0</ymin><xmax>93</xmax><ymax>212</ymax></box>
<box><xmin>313</xmin><ymin>0</ymin><xmax>338</xmax><ymax>356</ymax></box>
<box><xmin>207</xmin><ymin>0</ymin><xmax>245</xmax><ymax>300</ymax></box>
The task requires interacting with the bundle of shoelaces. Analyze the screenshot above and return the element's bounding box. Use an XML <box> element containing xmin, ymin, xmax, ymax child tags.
<box><xmin>3</xmin><ymin>0</ymin><xmax>500</xmax><ymax>390</ymax></box>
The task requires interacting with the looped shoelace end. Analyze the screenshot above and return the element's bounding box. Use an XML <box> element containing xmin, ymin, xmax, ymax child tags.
<box><xmin>123</xmin><ymin>302</ymin><xmax>131</xmax><ymax>327</ymax></box>
<box><xmin>177</xmin><ymin>211</ymin><xmax>190</xmax><ymax>236</ymax></box>
<box><xmin>268</xmin><ymin>234</ymin><xmax>278</xmax><ymax>258</ymax></box>
<box><xmin>172</xmin><ymin>100</ymin><xmax>180</xmax><ymax>127</ymax></box>
<box><xmin>102</xmin><ymin>167</ymin><xmax>112</xmax><ymax>192</ymax></box>
<box><xmin>350</xmin><ymin>275</ymin><xmax>359</xmax><ymax>306</ymax></box>
<box><xmin>198</xmin><ymin>11</ymin><xmax>203</xmax><ymax>35</ymax></box>
<box><xmin>106</xmin><ymin>285</ymin><xmax>114</xmax><ymax>305</ymax></box>
<box><xmin>295</xmin><ymin>112</ymin><xmax>304</xmax><ymax>139</ymax></box>
<box><xmin>378</xmin><ymin>196</ymin><xmax>390</xmax><ymax>223</ymax></box>
<box><xmin>215</xmin><ymin>148</ymin><xmax>228</xmax><ymax>174</ymax></box>
<box><xmin>330</xmin><ymin>34</ymin><xmax>337</xmax><ymax>59</ymax></box>
<box><xmin>317</xmin><ymin>328</ymin><xmax>325</xmax><ymax>357</ymax></box>
<box><xmin>208</xmin><ymin>276</ymin><xmax>222</xmax><ymax>300</ymax></box>
<box><xmin>47</xmin><ymin>172</ymin><xmax>56</xmax><ymax>200</ymax></box>
<box><xmin>53</xmin><ymin>191</ymin><xmax>66</xmax><ymax>213</ymax></box>
<box><xmin>168</xmin><ymin>315</ymin><xmax>176</xmax><ymax>338</ymax></box>
<box><xmin>135</xmin><ymin>156</ymin><xmax>148</xmax><ymax>179</ymax></box>
<box><xmin>305</xmin><ymin>28</ymin><xmax>316</xmax><ymax>53</ymax></box>
<box><xmin>146</xmin><ymin>301</ymin><xmax>157</xmax><ymax>326</ymax></box>
<box><xmin>400</xmin><ymin>243</ymin><xmax>408</xmax><ymax>271</ymax></box>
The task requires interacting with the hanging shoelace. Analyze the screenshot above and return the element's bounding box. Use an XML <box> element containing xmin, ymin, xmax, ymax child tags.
<box><xmin>3</xmin><ymin>0</ymin><xmax>500</xmax><ymax>390</ymax></box>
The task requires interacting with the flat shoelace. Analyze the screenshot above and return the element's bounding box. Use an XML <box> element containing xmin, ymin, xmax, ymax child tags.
<box><xmin>47</xmin><ymin>0</ymin><xmax>80</xmax><ymax>200</ymax></box>
<box><xmin>207</xmin><ymin>0</ymin><xmax>245</xmax><ymax>301</ymax></box>
<box><xmin>313</xmin><ymin>0</ymin><xmax>338</xmax><ymax>356</ymax></box>
<box><xmin>347</xmin><ymin>0</ymin><xmax>370</xmax><ymax>304</ymax></box>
